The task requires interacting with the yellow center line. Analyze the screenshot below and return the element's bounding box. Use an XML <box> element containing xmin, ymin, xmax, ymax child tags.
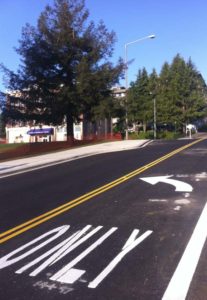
<box><xmin>0</xmin><ymin>138</ymin><xmax>205</xmax><ymax>244</ymax></box>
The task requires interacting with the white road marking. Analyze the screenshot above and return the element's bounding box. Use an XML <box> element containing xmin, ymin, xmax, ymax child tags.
<box><xmin>50</xmin><ymin>227</ymin><xmax>118</xmax><ymax>282</ymax></box>
<box><xmin>55</xmin><ymin>268</ymin><xmax>86</xmax><ymax>284</ymax></box>
<box><xmin>0</xmin><ymin>156</ymin><xmax>93</xmax><ymax>179</ymax></box>
<box><xmin>174</xmin><ymin>199</ymin><xmax>190</xmax><ymax>205</ymax></box>
<box><xmin>122</xmin><ymin>229</ymin><xmax>140</xmax><ymax>250</ymax></box>
<box><xmin>174</xmin><ymin>206</ymin><xmax>181</xmax><ymax>211</ymax></box>
<box><xmin>140</xmin><ymin>175</ymin><xmax>193</xmax><ymax>192</ymax></box>
<box><xmin>162</xmin><ymin>201</ymin><xmax>207</xmax><ymax>300</ymax></box>
<box><xmin>0</xmin><ymin>225</ymin><xmax>69</xmax><ymax>269</ymax></box>
<box><xmin>149</xmin><ymin>199</ymin><xmax>168</xmax><ymax>202</ymax></box>
<box><xmin>0</xmin><ymin>141</ymin><xmax>150</xmax><ymax>179</ymax></box>
<box><xmin>16</xmin><ymin>225</ymin><xmax>93</xmax><ymax>275</ymax></box>
<box><xmin>1</xmin><ymin>225</ymin><xmax>153</xmax><ymax>289</ymax></box>
<box><xmin>29</xmin><ymin>225</ymin><xmax>103</xmax><ymax>277</ymax></box>
<box><xmin>88</xmin><ymin>229</ymin><xmax>153</xmax><ymax>289</ymax></box>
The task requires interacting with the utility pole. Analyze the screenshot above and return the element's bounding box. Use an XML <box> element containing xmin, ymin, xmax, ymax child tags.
<box><xmin>153</xmin><ymin>98</ymin><xmax>157</xmax><ymax>139</ymax></box>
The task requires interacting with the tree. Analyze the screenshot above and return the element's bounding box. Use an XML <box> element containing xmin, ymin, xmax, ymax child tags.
<box><xmin>128</xmin><ymin>54</ymin><xmax>207</xmax><ymax>134</ymax></box>
<box><xmin>128</xmin><ymin>68</ymin><xmax>152</xmax><ymax>132</ymax></box>
<box><xmin>0</xmin><ymin>92</ymin><xmax>5</xmax><ymax>137</ymax></box>
<box><xmin>157</xmin><ymin>61</ymin><xmax>177</xmax><ymax>125</ymax></box>
<box><xmin>1</xmin><ymin>0</ymin><xmax>123</xmax><ymax>139</ymax></box>
<box><xmin>169</xmin><ymin>54</ymin><xmax>207</xmax><ymax>131</ymax></box>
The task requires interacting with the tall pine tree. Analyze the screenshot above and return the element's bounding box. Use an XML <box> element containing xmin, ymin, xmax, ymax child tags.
<box><xmin>128</xmin><ymin>68</ymin><xmax>152</xmax><ymax>132</ymax></box>
<box><xmin>128</xmin><ymin>54</ymin><xmax>207</xmax><ymax>133</ymax></box>
<box><xmin>1</xmin><ymin>0</ymin><xmax>123</xmax><ymax>139</ymax></box>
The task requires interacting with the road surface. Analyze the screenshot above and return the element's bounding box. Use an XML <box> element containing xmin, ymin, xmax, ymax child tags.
<box><xmin>0</xmin><ymin>138</ymin><xmax>207</xmax><ymax>300</ymax></box>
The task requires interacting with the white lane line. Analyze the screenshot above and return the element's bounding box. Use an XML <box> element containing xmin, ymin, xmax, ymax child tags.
<box><xmin>162</xmin><ymin>201</ymin><xmax>207</xmax><ymax>300</ymax></box>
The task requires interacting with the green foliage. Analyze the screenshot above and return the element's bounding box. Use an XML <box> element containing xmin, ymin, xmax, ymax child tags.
<box><xmin>0</xmin><ymin>92</ymin><xmax>6</xmax><ymax>137</ymax></box>
<box><xmin>127</xmin><ymin>68</ymin><xmax>153</xmax><ymax>132</ymax></box>
<box><xmin>1</xmin><ymin>0</ymin><xmax>124</xmax><ymax>139</ymax></box>
<box><xmin>129</xmin><ymin>131</ymin><xmax>154</xmax><ymax>139</ymax></box>
<box><xmin>156</xmin><ymin>131</ymin><xmax>183</xmax><ymax>140</ymax></box>
<box><xmin>127</xmin><ymin>54</ymin><xmax>207</xmax><ymax>134</ymax></box>
<box><xmin>0</xmin><ymin>114</ymin><xmax>5</xmax><ymax>137</ymax></box>
<box><xmin>128</xmin><ymin>130</ymin><xmax>183</xmax><ymax>140</ymax></box>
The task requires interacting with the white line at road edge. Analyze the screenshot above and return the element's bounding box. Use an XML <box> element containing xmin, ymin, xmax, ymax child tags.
<box><xmin>0</xmin><ymin>142</ymin><xmax>152</xmax><ymax>179</ymax></box>
<box><xmin>162</xmin><ymin>201</ymin><xmax>207</xmax><ymax>300</ymax></box>
<box><xmin>0</xmin><ymin>154</ymin><xmax>95</xmax><ymax>179</ymax></box>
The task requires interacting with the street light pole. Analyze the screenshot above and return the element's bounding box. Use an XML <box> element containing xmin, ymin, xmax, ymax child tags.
<box><xmin>153</xmin><ymin>98</ymin><xmax>157</xmax><ymax>139</ymax></box>
<box><xmin>124</xmin><ymin>34</ymin><xmax>155</xmax><ymax>140</ymax></box>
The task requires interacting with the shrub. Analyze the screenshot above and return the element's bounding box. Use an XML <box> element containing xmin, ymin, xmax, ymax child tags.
<box><xmin>157</xmin><ymin>131</ymin><xmax>183</xmax><ymax>139</ymax></box>
<box><xmin>129</xmin><ymin>130</ymin><xmax>183</xmax><ymax>140</ymax></box>
<box><xmin>129</xmin><ymin>131</ymin><xmax>154</xmax><ymax>139</ymax></box>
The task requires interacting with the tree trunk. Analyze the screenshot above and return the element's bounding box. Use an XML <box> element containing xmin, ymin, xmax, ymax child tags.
<box><xmin>66</xmin><ymin>113</ymin><xmax>74</xmax><ymax>143</ymax></box>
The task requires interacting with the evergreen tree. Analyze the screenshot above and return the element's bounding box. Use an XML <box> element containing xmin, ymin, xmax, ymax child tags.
<box><xmin>184</xmin><ymin>58</ymin><xmax>207</xmax><ymax>122</ymax></box>
<box><xmin>128</xmin><ymin>54</ymin><xmax>207</xmax><ymax>134</ymax></box>
<box><xmin>0</xmin><ymin>92</ymin><xmax>5</xmax><ymax>137</ymax></box>
<box><xmin>0</xmin><ymin>114</ymin><xmax>5</xmax><ymax>137</ymax></box>
<box><xmin>169</xmin><ymin>54</ymin><xmax>207</xmax><ymax>131</ymax></box>
<box><xmin>1</xmin><ymin>0</ymin><xmax>123</xmax><ymax>139</ymax></box>
<box><xmin>128</xmin><ymin>68</ymin><xmax>152</xmax><ymax>132</ymax></box>
<box><xmin>158</xmin><ymin>61</ymin><xmax>177</xmax><ymax>125</ymax></box>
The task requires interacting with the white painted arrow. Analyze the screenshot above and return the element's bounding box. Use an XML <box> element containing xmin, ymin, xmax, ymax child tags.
<box><xmin>140</xmin><ymin>175</ymin><xmax>193</xmax><ymax>192</ymax></box>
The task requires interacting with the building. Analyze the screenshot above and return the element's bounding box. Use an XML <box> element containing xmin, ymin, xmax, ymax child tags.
<box><xmin>111</xmin><ymin>86</ymin><xmax>126</xmax><ymax>99</ymax></box>
<box><xmin>6</xmin><ymin>125</ymin><xmax>66</xmax><ymax>143</ymax></box>
<box><xmin>5</xmin><ymin>87</ymin><xmax>125</xmax><ymax>143</ymax></box>
<box><xmin>111</xmin><ymin>86</ymin><xmax>126</xmax><ymax>128</ymax></box>
<box><xmin>5</xmin><ymin>91</ymin><xmax>83</xmax><ymax>143</ymax></box>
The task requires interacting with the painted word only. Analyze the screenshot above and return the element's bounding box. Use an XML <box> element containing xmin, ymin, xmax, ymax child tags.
<box><xmin>0</xmin><ymin>225</ymin><xmax>153</xmax><ymax>289</ymax></box>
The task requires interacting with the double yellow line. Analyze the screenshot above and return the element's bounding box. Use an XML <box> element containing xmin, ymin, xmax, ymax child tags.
<box><xmin>0</xmin><ymin>138</ymin><xmax>204</xmax><ymax>244</ymax></box>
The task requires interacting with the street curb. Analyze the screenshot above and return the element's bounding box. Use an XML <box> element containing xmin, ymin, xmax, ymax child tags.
<box><xmin>0</xmin><ymin>140</ymin><xmax>152</xmax><ymax>178</ymax></box>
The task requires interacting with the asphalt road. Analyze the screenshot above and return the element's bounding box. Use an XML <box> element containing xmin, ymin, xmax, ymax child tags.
<box><xmin>1</xmin><ymin>138</ymin><xmax>207</xmax><ymax>300</ymax></box>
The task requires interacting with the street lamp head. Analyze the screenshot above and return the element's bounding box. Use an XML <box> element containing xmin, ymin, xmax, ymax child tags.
<box><xmin>148</xmin><ymin>34</ymin><xmax>156</xmax><ymax>39</ymax></box>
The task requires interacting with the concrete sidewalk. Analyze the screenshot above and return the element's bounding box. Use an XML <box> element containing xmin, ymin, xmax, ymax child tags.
<box><xmin>0</xmin><ymin>140</ymin><xmax>151</xmax><ymax>177</ymax></box>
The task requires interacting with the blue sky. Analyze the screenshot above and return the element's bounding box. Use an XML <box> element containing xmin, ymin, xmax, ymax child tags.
<box><xmin>1</xmin><ymin>0</ymin><xmax>207</xmax><ymax>91</ymax></box>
